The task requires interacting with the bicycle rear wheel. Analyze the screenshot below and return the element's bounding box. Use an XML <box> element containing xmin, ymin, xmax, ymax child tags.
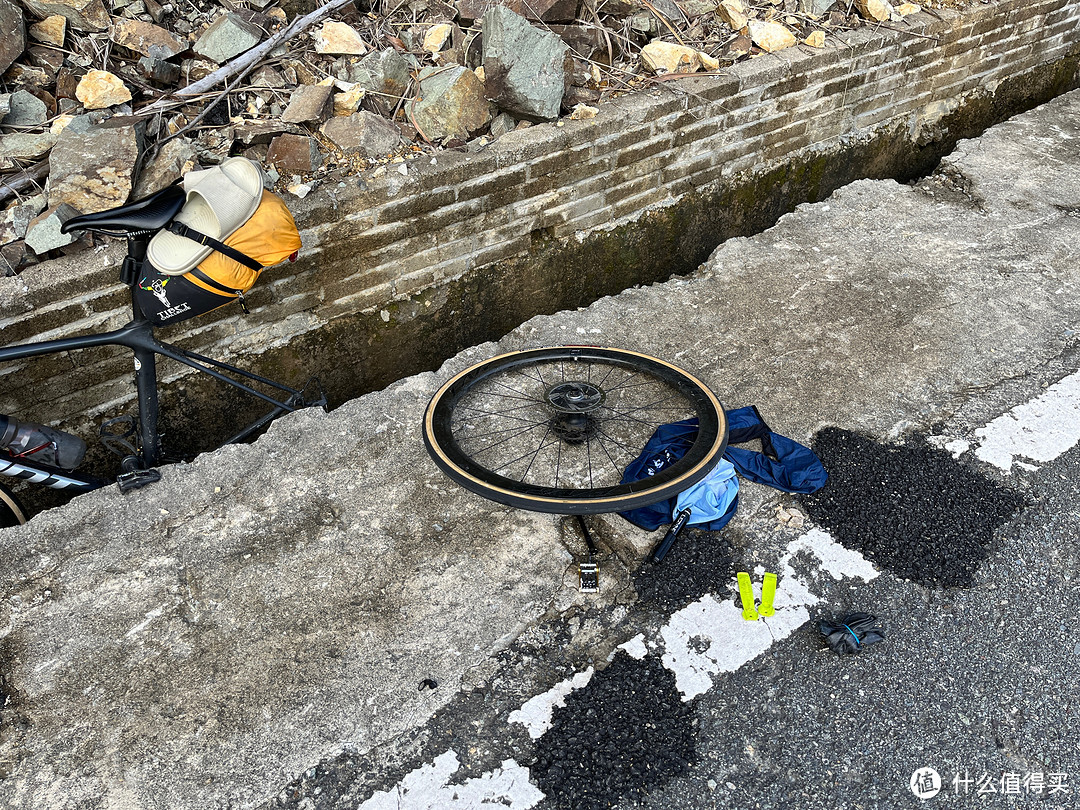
<box><xmin>423</xmin><ymin>346</ymin><xmax>727</xmax><ymax>514</ymax></box>
<box><xmin>0</xmin><ymin>482</ymin><xmax>27</xmax><ymax>527</ymax></box>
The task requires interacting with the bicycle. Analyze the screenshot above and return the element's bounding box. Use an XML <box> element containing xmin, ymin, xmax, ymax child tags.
<box><xmin>0</xmin><ymin>183</ymin><xmax>325</xmax><ymax>526</ymax></box>
<box><xmin>422</xmin><ymin>346</ymin><xmax>729</xmax><ymax>515</ymax></box>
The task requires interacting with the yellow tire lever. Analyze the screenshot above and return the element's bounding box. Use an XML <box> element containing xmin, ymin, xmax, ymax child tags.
<box><xmin>737</xmin><ymin>572</ymin><xmax>759</xmax><ymax>621</ymax></box>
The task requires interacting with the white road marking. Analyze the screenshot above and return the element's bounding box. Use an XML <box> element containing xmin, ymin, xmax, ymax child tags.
<box><xmin>974</xmin><ymin>371</ymin><xmax>1080</xmax><ymax>471</ymax></box>
<box><xmin>507</xmin><ymin>667</ymin><xmax>594</xmax><ymax>739</ymax></box>
<box><xmin>358</xmin><ymin>750</ymin><xmax>544</xmax><ymax>810</ymax></box>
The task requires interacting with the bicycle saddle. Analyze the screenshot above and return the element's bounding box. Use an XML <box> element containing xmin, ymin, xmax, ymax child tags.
<box><xmin>62</xmin><ymin>183</ymin><xmax>185</xmax><ymax>235</ymax></box>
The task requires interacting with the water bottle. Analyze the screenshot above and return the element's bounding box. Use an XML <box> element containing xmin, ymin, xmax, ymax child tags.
<box><xmin>0</xmin><ymin>414</ymin><xmax>87</xmax><ymax>471</ymax></box>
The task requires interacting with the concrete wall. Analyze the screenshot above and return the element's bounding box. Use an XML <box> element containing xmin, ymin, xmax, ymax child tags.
<box><xmin>2</xmin><ymin>0</ymin><xmax>1079</xmax><ymax>449</ymax></box>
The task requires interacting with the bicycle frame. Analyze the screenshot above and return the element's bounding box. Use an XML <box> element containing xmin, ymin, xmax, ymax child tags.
<box><xmin>0</xmin><ymin>232</ymin><xmax>322</xmax><ymax>490</ymax></box>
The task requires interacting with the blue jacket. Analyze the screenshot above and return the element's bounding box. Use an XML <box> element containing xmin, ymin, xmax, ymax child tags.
<box><xmin>619</xmin><ymin>406</ymin><xmax>827</xmax><ymax>531</ymax></box>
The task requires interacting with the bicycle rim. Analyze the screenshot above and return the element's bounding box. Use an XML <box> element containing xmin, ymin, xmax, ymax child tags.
<box><xmin>423</xmin><ymin>346</ymin><xmax>727</xmax><ymax>514</ymax></box>
<box><xmin>0</xmin><ymin>482</ymin><xmax>27</xmax><ymax>527</ymax></box>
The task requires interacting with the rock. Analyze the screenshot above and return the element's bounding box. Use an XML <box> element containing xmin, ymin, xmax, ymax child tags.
<box><xmin>313</xmin><ymin>20</ymin><xmax>367</xmax><ymax>55</ymax></box>
<box><xmin>250</xmin><ymin>65</ymin><xmax>286</xmax><ymax>88</ymax></box>
<box><xmin>233</xmin><ymin>120</ymin><xmax>305</xmax><ymax>146</ymax></box>
<box><xmin>281</xmin><ymin>84</ymin><xmax>333</xmax><ymax>124</ymax></box>
<box><xmin>681</xmin><ymin>0</ymin><xmax>715</xmax><ymax>14</ymax></box>
<box><xmin>75</xmin><ymin>70</ymin><xmax>133</xmax><ymax>109</ymax></box>
<box><xmin>20</xmin><ymin>0</ymin><xmax>109</xmax><ymax>32</ymax></box>
<box><xmin>720</xmin><ymin>33</ymin><xmax>752</xmax><ymax>60</ymax></box>
<box><xmin>422</xmin><ymin>22</ymin><xmax>452</xmax><ymax>55</ymax></box>
<box><xmin>110</xmin><ymin>19</ymin><xmax>186</xmax><ymax>59</ymax></box>
<box><xmin>193</xmin><ymin>12</ymin><xmax>262</xmax><ymax>64</ymax></box>
<box><xmin>562</xmin><ymin>85</ymin><xmax>599</xmax><ymax>108</ymax></box>
<box><xmin>137</xmin><ymin>56</ymin><xmax>182</xmax><ymax>85</ymax></box>
<box><xmin>411</xmin><ymin>65</ymin><xmax>492</xmax><ymax>141</ymax></box>
<box><xmin>717</xmin><ymin>0</ymin><xmax>747</xmax><ymax>31</ymax></box>
<box><xmin>133</xmin><ymin>138</ymin><xmax>197</xmax><ymax>197</ymax></box>
<box><xmin>333</xmin><ymin>84</ymin><xmax>366</xmax><ymax>116</ymax></box>
<box><xmin>7</xmin><ymin>64</ymin><xmax>51</xmax><ymax>88</ymax></box>
<box><xmin>180</xmin><ymin>57</ymin><xmax>217</xmax><ymax>84</ymax></box>
<box><xmin>458</xmin><ymin>0</ymin><xmax>577</xmax><ymax>25</ymax></box>
<box><xmin>0</xmin><ymin>194</ymin><xmax>47</xmax><ymax>245</ymax></box>
<box><xmin>854</xmin><ymin>0</ymin><xmax>892</xmax><ymax>22</ymax></box>
<box><xmin>748</xmin><ymin>20</ymin><xmax>797</xmax><ymax>52</ymax></box>
<box><xmin>798</xmin><ymin>0</ymin><xmax>834</xmax><ymax>16</ymax></box>
<box><xmin>698</xmin><ymin>50</ymin><xmax>720</xmax><ymax>71</ymax></box>
<box><xmin>482</xmin><ymin>5</ymin><xmax>569</xmax><ymax>122</ymax></box>
<box><xmin>267</xmin><ymin>133</ymin><xmax>321</xmax><ymax>173</ymax></box>
<box><xmin>48</xmin><ymin>116</ymin><xmax>142</xmax><ymax>213</ymax></box>
<box><xmin>25</xmin><ymin>203</ymin><xmax>79</xmax><ymax>254</ymax></box>
<box><xmin>489</xmin><ymin>111</ymin><xmax>515</xmax><ymax>138</ymax></box>
<box><xmin>0</xmin><ymin>0</ymin><xmax>26</xmax><ymax>73</ymax></box>
<box><xmin>568</xmin><ymin>103</ymin><xmax>597</xmax><ymax>120</ymax></box>
<box><xmin>320</xmin><ymin>111</ymin><xmax>402</xmax><ymax>157</ymax></box>
<box><xmin>27</xmin><ymin>45</ymin><xmax>65</xmax><ymax>77</ymax></box>
<box><xmin>2</xmin><ymin>91</ymin><xmax>48</xmax><ymax>127</ymax></box>
<box><xmin>896</xmin><ymin>2</ymin><xmax>920</xmax><ymax>14</ymax></box>
<box><xmin>0</xmin><ymin>240</ymin><xmax>35</xmax><ymax>274</ymax></box>
<box><xmin>347</xmin><ymin>48</ymin><xmax>410</xmax><ymax>116</ymax></box>
<box><xmin>0</xmin><ymin>132</ymin><xmax>59</xmax><ymax>169</ymax></box>
<box><xmin>640</xmin><ymin>41</ymin><xmax>701</xmax><ymax>74</ymax></box>
<box><xmin>804</xmin><ymin>30</ymin><xmax>825</xmax><ymax>47</ymax></box>
<box><xmin>28</xmin><ymin>14</ymin><xmax>66</xmax><ymax>47</ymax></box>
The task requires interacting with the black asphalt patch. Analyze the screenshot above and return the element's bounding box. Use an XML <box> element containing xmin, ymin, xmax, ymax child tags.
<box><xmin>631</xmin><ymin>526</ymin><xmax>736</xmax><ymax>612</ymax></box>
<box><xmin>802</xmin><ymin>428</ymin><xmax>1025</xmax><ymax>588</ymax></box>
<box><xmin>531</xmin><ymin>652</ymin><xmax>696</xmax><ymax>810</ymax></box>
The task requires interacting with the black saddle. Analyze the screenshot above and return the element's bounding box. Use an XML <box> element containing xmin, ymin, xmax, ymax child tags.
<box><xmin>62</xmin><ymin>184</ymin><xmax>186</xmax><ymax>236</ymax></box>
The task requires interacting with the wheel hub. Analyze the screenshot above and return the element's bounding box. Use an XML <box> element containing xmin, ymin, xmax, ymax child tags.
<box><xmin>546</xmin><ymin>381</ymin><xmax>604</xmax><ymax>444</ymax></box>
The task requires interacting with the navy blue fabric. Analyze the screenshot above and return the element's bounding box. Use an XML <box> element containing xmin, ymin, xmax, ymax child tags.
<box><xmin>723</xmin><ymin>406</ymin><xmax>829</xmax><ymax>494</ymax></box>
<box><xmin>619</xmin><ymin>407</ymin><xmax>827</xmax><ymax>531</ymax></box>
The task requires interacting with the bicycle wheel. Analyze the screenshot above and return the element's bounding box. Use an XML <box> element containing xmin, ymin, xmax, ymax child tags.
<box><xmin>423</xmin><ymin>346</ymin><xmax>727</xmax><ymax>514</ymax></box>
<box><xmin>0</xmin><ymin>481</ymin><xmax>27</xmax><ymax>527</ymax></box>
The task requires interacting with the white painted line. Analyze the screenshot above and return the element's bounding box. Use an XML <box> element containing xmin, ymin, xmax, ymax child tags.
<box><xmin>660</xmin><ymin>529</ymin><xmax>878</xmax><ymax>701</ymax></box>
<box><xmin>507</xmin><ymin>667</ymin><xmax>594</xmax><ymax>739</ymax></box>
<box><xmin>618</xmin><ymin>634</ymin><xmax>648</xmax><ymax>660</ymax></box>
<box><xmin>974</xmin><ymin>371</ymin><xmax>1080</xmax><ymax>471</ymax></box>
<box><xmin>359</xmin><ymin>750</ymin><xmax>544</xmax><ymax>810</ymax></box>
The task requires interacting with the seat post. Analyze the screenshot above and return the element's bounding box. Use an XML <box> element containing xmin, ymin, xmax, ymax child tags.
<box><xmin>122</xmin><ymin>232</ymin><xmax>161</xmax><ymax>466</ymax></box>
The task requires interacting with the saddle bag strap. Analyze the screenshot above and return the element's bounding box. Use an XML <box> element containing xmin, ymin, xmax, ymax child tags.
<box><xmin>166</xmin><ymin>221</ymin><xmax>263</xmax><ymax>271</ymax></box>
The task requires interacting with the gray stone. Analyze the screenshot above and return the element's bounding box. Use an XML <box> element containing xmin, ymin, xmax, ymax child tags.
<box><xmin>0</xmin><ymin>132</ymin><xmax>58</xmax><ymax>169</ymax></box>
<box><xmin>137</xmin><ymin>56</ymin><xmax>183</xmax><ymax>85</ymax></box>
<box><xmin>281</xmin><ymin>84</ymin><xmax>333</xmax><ymax>124</ymax></box>
<box><xmin>482</xmin><ymin>5</ymin><xmax>569</xmax><ymax>122</ymax></box>
<box><xmin>48</xmin><ymin>116</ymin><xmax>143</xmax><ymax>213</ymax></box>
<box><xmin>0</xmin><ymin>95</ymin><xmax>9</xmax><ymax>118</ymax></box>
<box><xmin>489</xmin><ymin>111</ymin><xmax>515</xmax><ymax>138</ymax></box>
<box><xmin>19</xmin><ymin>0</ymin><xmax>109</xmax><ymax>32</ymax></box>
<box><xmin>320</xmin><ymin>111</ymin><xmax>402</xmax><ymax>158</ymax></box>
<box><xmin>1</xmin><ymin>91</ymin><xmax>48</xmax><ymax>128</ymax></box>
<box><xmin>133</xmin><ymin>138</ymin><xmax>197</xmax><ymax>198</ymax></box>
<box><xmin>193</xmin><ymin>12</ymin><xmax>263</xmax><ymax>64</ymax></box>
<box><xmin>347</xmin><ymin>48</ymin><xmax>410</xmax><ymax>116</ymax></box>
<box><xmin>24</xmin><ymin>202</ymin><xmax>79</xmax><ymax>253</ymax></box>
<box><xmin>799</xmin><ymin>0</ymin><xmax>835</xmax><ymax>16</ymax></box>
<box><xmin>0</xmin><ymin>194</ymin><xmax>47</xmax><ymax>244</ymax></box>
<box><xmin>411</xmin><ymin>65</ymin><xmax>493</xmax><ymax>141</ymax></box>
<box><xmin>0</xmin><ymin>0</ymin><xmax>25</xmax><ymax>74</ymax></box>
<box><xmin>233</xmin><ymin>120</ymin><xmax>305</xmax><ymax>147</ymax></box>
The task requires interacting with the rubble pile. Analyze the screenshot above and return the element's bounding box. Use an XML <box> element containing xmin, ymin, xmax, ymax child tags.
<box><xmin>0</xmin><ymin>0</ymin><xmax>974</xmax><ymax>273</ymax></box>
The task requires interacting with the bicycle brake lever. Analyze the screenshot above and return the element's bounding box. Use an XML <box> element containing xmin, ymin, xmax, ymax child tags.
<box><xmin>116</xmin><ymin>468</ymin><xmax>161</xmax><ymax>493</ymax></box>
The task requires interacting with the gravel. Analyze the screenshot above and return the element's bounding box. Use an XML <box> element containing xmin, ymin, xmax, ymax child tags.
<box><xmin>801</xmin><ymin>428</ymin><xmax>1025</xmax><ymax>588</ymax></box>
<box><xmin>531</xmin><ymin>651</ymin><xmax>697</xmax><ymax>810</ymax></box>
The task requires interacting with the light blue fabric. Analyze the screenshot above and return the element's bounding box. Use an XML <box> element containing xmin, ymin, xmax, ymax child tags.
<box><xmin>673</xmin><ymin>457</ymin><xmax>739</xmax><ymax>526</ymax></box>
